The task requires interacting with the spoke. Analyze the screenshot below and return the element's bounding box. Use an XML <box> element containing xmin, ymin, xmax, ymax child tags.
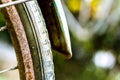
<box><xmin>0</xmin><ymin>66</ymin><xmax>18</xmax><ymax>74</ymax></box>
<box><xmin>0</xmin><ymin>0</ymin><xmax>31</xmax><ymax>8</ymax></box>
<box><xmin>0</xmin><ymin>26</ymin><xmax>7</xmax><ymax>31</ymax></box>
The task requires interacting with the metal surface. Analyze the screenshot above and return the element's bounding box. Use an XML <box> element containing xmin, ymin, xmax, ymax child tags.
<box><xmin>24</xmin><ymin>1</ymin><xmax>55</xmax><ymax>79</ymax></box>
<box><xmin>38</xmin><ymin>0</ymin><xmax>72</xmax><ymax>59</ymax></box>
<box><xmin>53</xmin><ymin>0</ymin><xmax>72</xmax><ymax>58</ymax></box>
<box><xmin>0</xmin><ymin>0</ymin><xmax>30</xmax><ymax>8</ymax></box>
<box><xmin>15</xmin><ymin>0</ymin><xmax>55</xmax><ymax>79</ymax></box>
<box><xmin>0</xmin><ymin>0</ymin><xmax>35</xmax><ymax>79</ymax></box>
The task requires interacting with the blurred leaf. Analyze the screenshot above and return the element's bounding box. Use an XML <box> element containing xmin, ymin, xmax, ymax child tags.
<box><xmin>66</xmin><ymin>0</ymin><xmax>81</xmax><ymax>13</ymax></box>
<box><xmin>90</xmin><ymin>0</ymin><xmax>102</xmax><ymax>17</ymax></box>
<box><xmin>0</xmin><ymin>13</ymin><xmax>5</xmax><ymax>27</ymax></box>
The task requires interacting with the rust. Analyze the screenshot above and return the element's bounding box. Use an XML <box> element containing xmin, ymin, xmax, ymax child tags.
<box><xmin>0</xmin><ymin>0</ymin><xmax>35</xmax><ymax>80</ymax></box>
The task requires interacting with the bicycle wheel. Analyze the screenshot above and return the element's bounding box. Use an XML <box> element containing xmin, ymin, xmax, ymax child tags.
<box><xmin>0</xmin><ymin>0</ymin><xmax>55</xmax><ymax>80</ymax></box>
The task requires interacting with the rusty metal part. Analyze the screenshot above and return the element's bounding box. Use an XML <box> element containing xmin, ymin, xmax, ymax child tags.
<box><xmin>0</xmin><ymin>0</ymin><xmax>31</xmax><ymax>8</ymax></box>
<box><xmin>15</xmin><ymin>1</ymin><xmax>55</xmax><ymax>79</ymax></box>
<box><xmin>0</xmin><ymin>0</ymin><xmax>35</xmax><ymax>80</ymax></box>
<box><xmin>15</xmin><ymin>3</ymin><xmax>43</xmax><ymax>80</ymax></box>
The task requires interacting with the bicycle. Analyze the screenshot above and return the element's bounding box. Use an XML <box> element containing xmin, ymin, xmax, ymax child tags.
<box><xmin>0</xmin><ymin>0</ymin><xmax>72</xmax><ymax>80</ymax></box>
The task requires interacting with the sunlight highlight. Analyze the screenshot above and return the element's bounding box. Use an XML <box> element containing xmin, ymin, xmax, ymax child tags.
<box><xmin>93</xmin><ymin>50</ymin><xmax>115</xmax><ymax>69</ymax></box>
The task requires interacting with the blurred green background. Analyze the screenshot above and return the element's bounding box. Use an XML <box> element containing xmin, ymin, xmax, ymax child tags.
<box><xmin>1</xmin><ymin>0</ymin><xmax>120</xmax><ymax>80</ymax></box>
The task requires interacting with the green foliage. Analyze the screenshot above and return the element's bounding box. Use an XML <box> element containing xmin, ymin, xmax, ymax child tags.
<box><xmin>0</xmin><ymin>13</ymin><xmax>5</xmax><ymax>27</ymax></box>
